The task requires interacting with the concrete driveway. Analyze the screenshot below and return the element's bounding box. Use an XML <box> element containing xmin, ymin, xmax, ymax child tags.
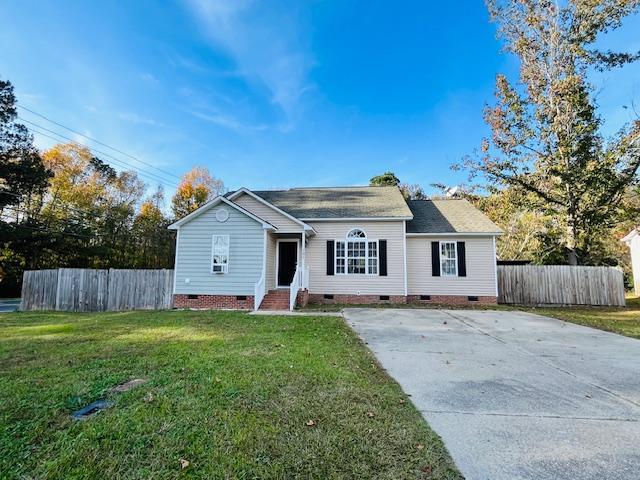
<box><xmin>344</xmin><ymin>308</ymin><xmax>640</xmax><ymax>480</ymax></box>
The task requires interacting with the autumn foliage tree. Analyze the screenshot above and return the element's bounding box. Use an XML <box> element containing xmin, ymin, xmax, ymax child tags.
<box><xmin>461</xmin><ymin>0</ymin><xmax>640</xmax><ymax>265</ymax></box>
<box><xmin>171</xmin><ymin>166</ymin><xmax>225</xmax><ymax>218</ymax></box>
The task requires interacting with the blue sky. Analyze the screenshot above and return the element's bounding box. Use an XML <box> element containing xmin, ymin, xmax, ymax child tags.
<box><xmin>1</xmin><ymin>1</ymin><xmax>639</xmax><ymax>198</ymax></box>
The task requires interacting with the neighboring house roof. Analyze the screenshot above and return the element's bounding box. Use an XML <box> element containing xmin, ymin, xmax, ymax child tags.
<box><xmin>406</xmin><ymin>199</ymin><xmax>502</xmax><ymax>234</ymax></box>
<box><xmin>235</xmin><ymin>186</ymin><xmax>414</xmax><ymax>220</ymax></box>
<box><xmin>167</xmin><ymin>196</ymin><xmax>276</xmax><ymax>230</ymax></box>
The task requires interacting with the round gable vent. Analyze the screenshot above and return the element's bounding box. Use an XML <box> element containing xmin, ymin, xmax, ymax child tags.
<box><xmin>215</xmin><ymin>209</ymin><xmax>230</xmax><ymax>222</ymax></box>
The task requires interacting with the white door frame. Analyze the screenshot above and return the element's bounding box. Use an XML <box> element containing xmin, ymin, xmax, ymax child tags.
<box><xmin>275</xmin><ymin>238</ymin><xmax>300</xmax><ymax>288</ymax></box>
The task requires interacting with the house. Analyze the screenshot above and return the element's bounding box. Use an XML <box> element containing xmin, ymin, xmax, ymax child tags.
<box><xmin>168</xmin><ymin>186</ymin><xmax>502</xmax><ymax>310</ymax></box>
<box><xmin>622</xmin><ymin>228</ymin><xmax>640</xmax><ymax>296</ymax></box>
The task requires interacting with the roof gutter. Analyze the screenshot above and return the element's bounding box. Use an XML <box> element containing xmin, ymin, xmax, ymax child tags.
<box><xmin>406</xmin><ymin>232</ymin><xmax>503</xmax><ymax>237</ymax></box>
<box><xmin>300</xmin><ymin>216</ymin><xmax>414</xmax><ymax>222</ymax></box>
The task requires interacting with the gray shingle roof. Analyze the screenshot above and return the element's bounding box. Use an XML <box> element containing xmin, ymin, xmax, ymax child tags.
<box><xmin>406</xmin><ymin>199</ymin><xmax>502</xmax><ymax>234</ymax></box>
<box><xmin>248</xmin><ymin>186</ymin><xmax>413</xmax><ymax>219</ymax></box>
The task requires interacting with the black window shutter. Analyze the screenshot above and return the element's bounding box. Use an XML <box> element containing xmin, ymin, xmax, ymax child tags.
<box><xmin>431</xmin><ymin>242</ymin><xmax>440</xmax><ymax>276</ymax></box>
<box><xmin>379</xmin><ymin>240</ymin><xmax>387</xmax><ymax>276</ymax></box>
<box><xmin>457</xmin><ymin>241</ymin><xmax>467</xmax><ymax>277</ymax></box>
<box><xmin>326</xmin><ymin>240</ymin><xmax>334</xmax><ymax>275</ymax></box>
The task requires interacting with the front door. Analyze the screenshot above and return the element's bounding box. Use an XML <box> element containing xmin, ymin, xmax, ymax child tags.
<box><xmin>277</xmin><ymin>241</ymin><xmax>298</xmax><ymax>287</ymax></box>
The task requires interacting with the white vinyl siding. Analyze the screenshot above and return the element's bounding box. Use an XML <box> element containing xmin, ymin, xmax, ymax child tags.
<box><xmin>407</xmin><ymin>236</ymin><xmax>497</xmax><ymax>296</ymax></box>
<box><xmin>265</xmin><ymin>231</ymin><xmax>277</xmax><ymax>291</ymax></box>
<box><xmin>306</xmin><ymin>221</ymin><xmax>405</xmax><ymax>295</ymax></box>
<box><xmin>233</xmin><ymin>192</ymin><xmax>303</xmax><ymax>231</ymax></box>
<box><xmin>630</xmin><ymin>234</ymin><xmax>640</xmax><ymax>296</ymax></box>
<box><xmin>174</xmin><ymin>204</ymin><xmax>263</xmax><ymax>295</ymax></box>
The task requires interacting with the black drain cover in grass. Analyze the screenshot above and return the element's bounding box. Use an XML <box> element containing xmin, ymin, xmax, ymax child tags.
<box><xmin>71</xmin><ymin>399</ymin><xmax>112</xmax><ymax>420</ymax></box>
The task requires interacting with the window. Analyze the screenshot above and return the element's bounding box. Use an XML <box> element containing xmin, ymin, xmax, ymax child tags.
<box><xmin>336</xmin><ymin>229</ymin><xmax>378</xmax><ymax>275</ymax></box>
<box><xmin>336</xmin><ymin>240</ymin><xmax>346</xmax><ymax>274</ymax></box>
<box><xmin>347</xmin><ymin>228</ymin><xmax>366</xmax><ymax>239</ymax></box>
<box><xmin>368</xmin><ymin>241</ymin><xmax>378</xmax><ymax>274</ymax></box>
<box><xmin>440</xmin><ymin>241</ymin><xmax>457</xmax><ymax>276</ymax></box>
<box><xmin>211</xmin><ymin>235</ymin><xmax>230</xmax><ymax>273</ymax></box>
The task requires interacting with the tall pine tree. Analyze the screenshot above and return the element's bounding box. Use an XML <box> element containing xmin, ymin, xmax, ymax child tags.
<box><xmin>462</xmin><ymin>0</ymin><xmax>640</xmax><ymax>264</ymax></box>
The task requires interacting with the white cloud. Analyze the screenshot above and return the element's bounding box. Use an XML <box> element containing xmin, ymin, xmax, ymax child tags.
<box><xmin>140</xmin><ymin>72</ymin><xmax>160</xmax><ymax>85</ymax></box>
<box><xmin>118</xmin><ymin>112</ymin><xmax>164</xmax><ymax>127</ymax></box>
<box><xmin>187</xmin><ymin>108</ymin><xmax>267</xmax><ymax>133</ymax></box>
<box><xmin>182</xmin><ymin>0</ymin><xmax>314</xmax><ymax>126</ymax></box>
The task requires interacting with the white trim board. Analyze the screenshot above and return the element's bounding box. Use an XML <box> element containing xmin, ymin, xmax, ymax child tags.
<box><xmin>301</xmin><ymin>217</ymin><xmax>413</xmax><ymax>222</ymax></box>
<box><xmin>406</xmin><ymin>232</ymin><xmax>503</xmax><ymax>237</ymax></box>
<box><xmin>168</xmin><ymin>195</ymin><xmax>276</xmax><ymax>230</ymax></box>
<box><xmin>228</xmin><ymin>188</ymin><xmax>315</xmax><ymax>232</ymax></box>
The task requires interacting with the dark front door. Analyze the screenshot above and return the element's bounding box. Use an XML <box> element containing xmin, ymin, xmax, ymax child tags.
<box><xmin>277</xmin><ymin>241</ymin><xmax>298</xmax><ymax>287</ymax></box>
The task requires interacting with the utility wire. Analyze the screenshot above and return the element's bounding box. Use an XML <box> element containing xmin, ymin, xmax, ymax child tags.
<box><xmin>1</xmin><ymin>190</ymin><xmax>175</xmax><ymax>235</ymax></box>
<box><xmin>17</xmin><ymin>104</ymin><xmax>181</xmax><ymax>181</ymax></box>
<box><xmin>0</xmin><ymin>213</ymin><xmax>97</xmax><ymax>240</ymax></box>
<box><xmin>20</xmin><ymin>117</ymin><xmax>179</xmax><ymax>187</ymax></box>
<box><xmin>19</xmin><ymin>119</ymin><xmax>179</xmax><ymax>189</ymax></box>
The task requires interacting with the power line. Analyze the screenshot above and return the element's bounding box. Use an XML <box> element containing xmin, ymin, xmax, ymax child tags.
<box><xmin>0</xmin><ymin>213</ymin><xmax>97</xmax><ymax>240</ymax></box>
<box><xmin>1</xmin><ymin>188</ymin><xmax>103</xmax><ymax>219</ymax></box>
<box><xmin>17</xmin><ymin>104</ymin><xmax>181</xmax><ymax>181</ymax></box>
<box><xmin>2</xmin><ymin>189</ymin><xmax>175</xmax><ymax>235</ymax></box>
<box><xmin>20</xmin><ymin>117</ymin><xmax>179</xmax><ymax>188</ymax></box>
<box><xmin>19</xmin><ymin>119</ymin><xmax>179</xmax><ymax>189</ymax></box>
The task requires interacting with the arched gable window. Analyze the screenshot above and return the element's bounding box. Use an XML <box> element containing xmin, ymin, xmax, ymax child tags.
<box><xmin>336</xmin><ymin>228</ymin><xmax>378</xmax><ymax>275</ymax></box>
<box><xmin>347</xmin><ymin>228</ymin><xmax>366</xmax><ymax>239</ymax></box>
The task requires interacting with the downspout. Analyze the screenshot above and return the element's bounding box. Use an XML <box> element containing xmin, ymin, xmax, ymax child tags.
<box><xmin>403</xmin><ymin>221</ymin><xmax>408</xmax><ymax>297</ymax></box>
<box><xmin>492</xmin><ymin>236</ymin><xmax>499</xmax><ymax>298</ymax></box>
<box><xmin>262</xmin><ymin>229</ymin><xmax>268</xmax><ymax>279</ymax></box>
<box><xmin>172</xmin><ymin>228</ymin><xmax>180</xmax><ymax>295</ymax></box>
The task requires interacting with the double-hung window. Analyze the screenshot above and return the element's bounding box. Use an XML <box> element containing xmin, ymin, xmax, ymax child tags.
<box><xmin>440</xmin><ymin>241</ymin><xmax>457</xmax><ymax>276</ymax></box>
<box><xmin>336</xmin><ymin>229</ymin><xmax>378</xmax><ymax>275</ymax></box>
<box><xmin>212</xmin><ymin>235</ymin><xmax>230</xmax><ymax>273</ymax></box>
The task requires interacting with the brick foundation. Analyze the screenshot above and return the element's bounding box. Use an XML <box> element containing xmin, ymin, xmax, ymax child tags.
<box><xmin>307</xmin><ymin>294</ymin><xmax>497</xmax><ymax>306</ymax></box>
<box><xmin>173</xmin><ymin>294</ymin><xmax>254</xmax><ymax>310</ymax></box>
<box><xmin>296</xmin><ymin>289</ymin><xmax>309</xmax><ymax>308</ymax></box>
<box><xmin>308</xmin><ymin>294</ymin><xmax>408</xmax><ymax>305</ymax></box>
<box><xmin>406</xmin><ymin>295</ymin><xmax>497</xmax><ymax>306</ymax></box>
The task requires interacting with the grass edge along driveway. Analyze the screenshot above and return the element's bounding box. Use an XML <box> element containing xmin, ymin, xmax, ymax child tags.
<box><xmin>0</xmin><ymin>310</ymin><xmax>462</xmax><ymax>480</ymax></box>
<box><xmin>302</xmin><ymin>296</ymin><xmax>640</xmax><ymax>340</ymax></box>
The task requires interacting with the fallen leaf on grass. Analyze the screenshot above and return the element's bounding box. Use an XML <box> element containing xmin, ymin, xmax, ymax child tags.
<box><xmin>399</xmin><ymin>399</ymin><xmax>405</xmax><ymax>404</ymax></box>
<box><xmin>420</xmin><ymin>465</ymin><xmax>433</xmax><ymax>474</ymax></box>
<box><xmin>306</xmin><ymin>419</ymin><xmax>316</xmax><ymax>427</ymax></box>
<box><xmin>179</xmin><ymin>458</ymin><xmax>189</xmax><ymax>469</ymax></box>
<box><xmin>366</xmin><ymin>412</ymin><xmax>375</xmax><ymax>418</ymax></box>
<box><xmin>417</xmin><ymin>444</ymin><xmax>425</xmax><ymax>450</ymax></box>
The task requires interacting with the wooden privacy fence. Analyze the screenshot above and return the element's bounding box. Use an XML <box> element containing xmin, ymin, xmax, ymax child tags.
<box><xmin>497</xmin><ymin>265</ymin><xmax>625</xmax><ymax>307</ymax></box>
<box><xmin>20</xmin><ymin>268</ymin><xmax>174</xmax><ymax>312</ymax></box>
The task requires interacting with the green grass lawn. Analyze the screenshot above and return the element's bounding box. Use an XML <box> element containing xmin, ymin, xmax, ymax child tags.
<box><xmin>523</xmin><ymin>296</ymin><xmax>640</xmax><ymax>339</ymax></box>
<box><xmin>0</xmin><ymin>310</ymin><xmax>461</xmax><ymax>480</ymax></box>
